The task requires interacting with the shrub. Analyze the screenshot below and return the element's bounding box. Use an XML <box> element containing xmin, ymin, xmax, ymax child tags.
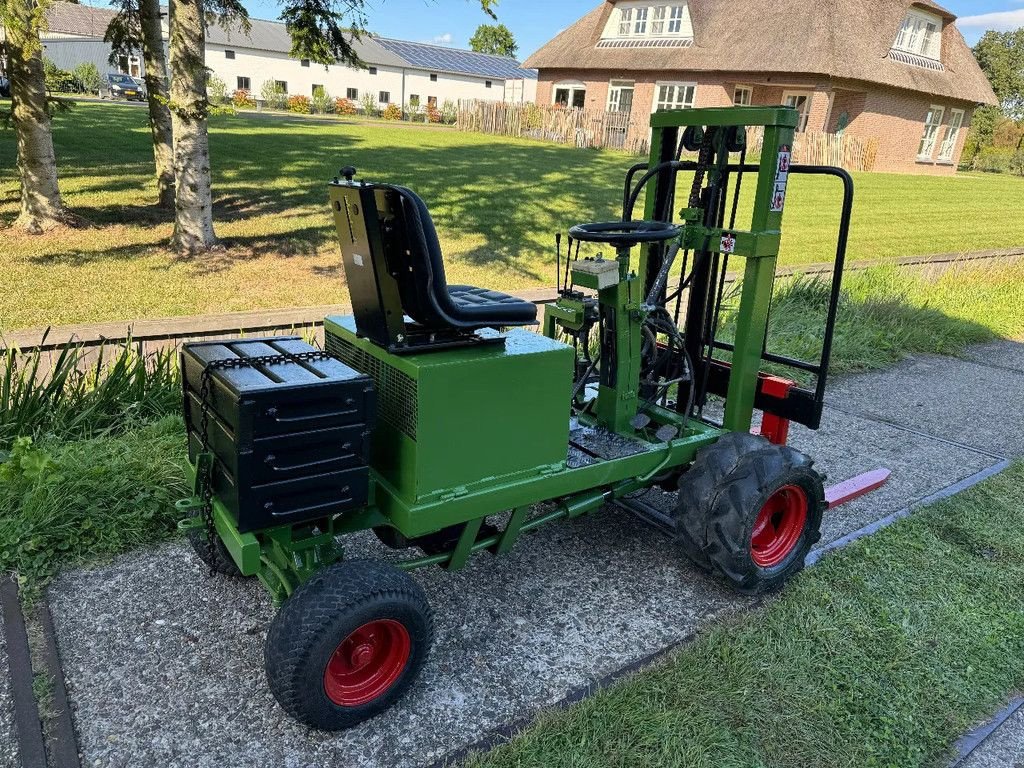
<box><xmin>440</xmin><ymin>99</ymin><xmax>458</xmax><ymax>125</ymax></box>
<box><xmin>72</xmin><ymin>62</ymin><xmax>102</xmax><ymax>94</ymax></box>
<box><xmin>1011</xmin><ymin>150</ymin><xmax>1024</xmax><ymax>177</ymax></box>
<box><xmin>43</xmin><ymin>58</ymin><xmax>78</xmax><ymax>93</ymax></box>
<box><xmin>335</xmin><ymin>97</ymin><xmax>357</xmax><ymax>115</ymax></box>
<box><xmin>207</xmin><ymin>74</ymin><xmax>228</xmax><ymax>105</ymax></box>
<box><xmin>232</xmin><ymin>88</ymin><xmax>255</xmax><ymax>108</ymax></box>
<box><xmin>360</xmin><ymin>92</ymin><xmax>378</xmax><ymax>117</ymax></box>
<box><xmin>288</xmin><ymin>94</ymin><xmax>312</xmax><ymax>114</ymax></box>
<box><xmin>311</xmin><ymin>89</ymin><xmax>333</xmax><ymax>114</ymax></box>
<box><xmin>382</xmin><ymin>102</ymin><xmax>402</xmax><ymax>120</ymax></box>
<box><xmin>426</xmin><ymin>104</ymin><xmax>442</xmax><ymax>123</ymax></box>
<box><xmin>260</xmin><ymin>79</ymin><xmax>288</xmax><ymax>110</ymax></box>
<box><xmin>974</xmin><ymin>147</ymin><xmax>1015</xmax><ymax>174</ymax></box>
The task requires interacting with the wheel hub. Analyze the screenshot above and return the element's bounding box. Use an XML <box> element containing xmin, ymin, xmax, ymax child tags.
<box><xmin>324</xmin><ymin>619</ymin><xmax>411</xmax><ymax>707</ymax></box>
<box><xmin>750</xmin><ymin>484</ymin><xmax>809</xmax><ymax>568</ymax></box>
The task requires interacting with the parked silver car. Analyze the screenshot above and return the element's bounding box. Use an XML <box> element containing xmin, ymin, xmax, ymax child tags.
<box><xmin>99</xmin><ymin>73</ymin><xmax>145</xmax><ymax>101</ymax></box>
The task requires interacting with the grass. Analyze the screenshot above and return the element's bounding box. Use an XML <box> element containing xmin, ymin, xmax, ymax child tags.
<box><xmin>2</xmin><ymin>101</ymin><xmax>1024</xmax><ymax>330</ymax></box>
<box><xmin>0</xmin><ymin>416</ymin><xmax>189</xmax><ymax>598</ymax></box>
<box><xmin>467</xmin><ymin>461</ymin><xmax>1024</xmax><ymax>768</ymax></box>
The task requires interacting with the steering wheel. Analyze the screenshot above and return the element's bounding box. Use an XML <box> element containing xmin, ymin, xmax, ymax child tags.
<box><xmin>568</xmin><ymin>220</ymin><xmax>682</xmax><ymax>248</ymax></box>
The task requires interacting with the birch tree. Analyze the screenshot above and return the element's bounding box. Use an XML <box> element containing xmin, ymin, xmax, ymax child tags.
<box><xmin>167</xmin><ymin>0</ymin><xmax>498</xmax><ymax>254</ymax></box>
<box><xmin>1</xmin><ymin>0</ymin><xmax>71</xmax><ymax>233</ymax></box>
<box><xmin>105</xmin><ymin>0</ymin><xmax>175</xmax><ymax>208</ymax></box>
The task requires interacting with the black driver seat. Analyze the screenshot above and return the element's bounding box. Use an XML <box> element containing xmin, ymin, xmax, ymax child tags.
<box><xmin>385</xmin><ymin>185</ymin><xmax>538</xmax><ymax>330</ymax></box>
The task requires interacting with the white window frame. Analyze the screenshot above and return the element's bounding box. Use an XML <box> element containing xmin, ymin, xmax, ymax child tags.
<box><xmin>652</xmin><ymin>81</ymin><xmax>696</xmax><ymax>112</ymax></box>
<box><xmin>733</xmin><ymin>85</ymin><xmax>752</xmax><ymax>106</ymax></box>
<box><xmin>554</xmin><ymin>80</ymin><xmax>587</xmax><ymax>109</ymax></box>
<box><xmin>918</xmin><ymin>105</ymin><xmax>945</xmax><ymax>160</ymax></box>
<box><xmin>607</xmin><ymin>79</ymin><xmax>635</xmax><ymax>113</ymax></box>
<box><xmin>782</xmin><ymin>90</ymin><xmax>812</xmax><ymax>132</ymax></box>
<box><xmin>607</xmin><ymin>3</ymin><xmax>691</xmax><ymax>40</ymax></box>
<box><xmin>937</xmin><ymin>108</ymin><xmax>964</xmax><ymax>162</ymax></box>
<box><xmin>894</xmin><ymin>9</ymin><xmax>942</xmax><ymax>60</ymax></box>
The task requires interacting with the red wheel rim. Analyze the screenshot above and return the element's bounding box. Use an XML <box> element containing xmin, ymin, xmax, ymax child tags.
<box><xmin>324</xmin><ymin>619</ymin><xmax>411</xmax><ymax>707</ymax></box>
<box><xmin>750</xmin><ymin>484</ymin><xmax>809</xmax><ymax>568</ymax></box>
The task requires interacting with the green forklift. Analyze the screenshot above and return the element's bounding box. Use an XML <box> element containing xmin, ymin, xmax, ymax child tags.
<box><xmin>178</xmin><ymin>106</ymin><xmax>886</xmax><ymax>730</ymax></box>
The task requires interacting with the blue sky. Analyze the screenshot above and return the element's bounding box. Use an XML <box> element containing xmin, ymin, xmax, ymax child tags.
<box><xmin>237</xmin><ymin>0</ymin><xmax>1024</xmax><ymax>59</ymax></box>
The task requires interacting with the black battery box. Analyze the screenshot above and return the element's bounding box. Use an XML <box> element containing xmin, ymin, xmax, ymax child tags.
<box><xmin>181</xmin><ymin>336</ymin><xmax>376</xmax><ymax>533</ymax></box>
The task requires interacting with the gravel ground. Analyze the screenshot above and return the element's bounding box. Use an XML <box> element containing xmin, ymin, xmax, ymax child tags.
<box><xmin>960</xmin><ymin>704</ymin><xmax>1024</xmax><ymax>768</ymax></box>
<box><xmin>0</xmin><ymin>615</ymin><xmax>19</xmax><ymax>768</ymax></box>
<box><xmin>48</xmin><ymin>391</ymin><xmax>1001</xmax><ymax>768</ymax></box>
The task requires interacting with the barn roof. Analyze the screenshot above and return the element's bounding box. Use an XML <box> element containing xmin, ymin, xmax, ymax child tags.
<box><xmin>524</xmin><ymin>0</ymin><xmax>997</xmax><ymax>105</ymax></box>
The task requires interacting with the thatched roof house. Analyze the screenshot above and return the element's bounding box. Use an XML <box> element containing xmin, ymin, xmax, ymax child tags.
<box><xmin>525</xmin><ymin>0</ymin><xmax>998</xmax><ymax>173</ymax></box>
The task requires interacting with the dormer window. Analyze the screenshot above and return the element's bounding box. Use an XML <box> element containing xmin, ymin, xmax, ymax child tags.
<box><xmin>893</xmin><ymin>8</ymin><xmax>942</xmax><ymax>60</ymax></box>
<box><xmin>600</xmin><ymin>2</ymin><xmax>693</xmax><ymax>49</ymax></box>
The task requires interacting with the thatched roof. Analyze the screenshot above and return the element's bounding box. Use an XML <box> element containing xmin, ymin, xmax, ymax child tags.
<box><xmin>524</xmin><ymin>0</ymin><xmax>997</xmax><ymax>105</ymax></box>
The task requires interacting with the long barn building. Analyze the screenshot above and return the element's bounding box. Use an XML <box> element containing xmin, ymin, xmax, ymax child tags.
<box><xmin>40</xmin><ymin>1</ymin><xmax>537</xmax><ymax>107</ymax></box>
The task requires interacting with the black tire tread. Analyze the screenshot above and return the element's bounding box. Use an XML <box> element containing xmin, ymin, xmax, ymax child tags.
<box><xmin>187</xmin><ymin>518</ymin><xmax>242</xmax><ymax>577</ymax></box>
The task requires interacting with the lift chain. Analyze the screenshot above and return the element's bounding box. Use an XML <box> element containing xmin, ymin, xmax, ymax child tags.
<box><xmin>193</xmin><ymin>350</ymin><xmax>332</xmax><ymax>559</ymax></box>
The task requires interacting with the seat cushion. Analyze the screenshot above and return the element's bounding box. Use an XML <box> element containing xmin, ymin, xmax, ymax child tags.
<box><xmin>449</xmin><ymin>286</ymin><xmax>538</xmax><ymax>325</ymax></box>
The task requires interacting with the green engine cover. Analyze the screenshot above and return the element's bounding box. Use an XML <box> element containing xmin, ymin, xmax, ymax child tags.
<box><xmin>324</xmin><ymin>317</ymin><xmax>574</xmax><ymax>534</ymax></box>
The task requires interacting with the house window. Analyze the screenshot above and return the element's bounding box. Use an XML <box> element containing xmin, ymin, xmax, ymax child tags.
<box><xmin>301</xmin><ymin>59</ymin><xmax>310</xmax><ymax>68</ymax></box>
<box><xmin>782</xmin><ymin>91</ymin><xmax>811</xmax><ymax>132</ymax></box>
<box><xmin>275</xmin><ymin>80</ymin><xmax>288</xmax><ymax>94</ymax></box>
<box><xmin>346</xmin><ymin>87</ymin><xmax>358</xmax><ymax>99</ymax></box>
<box><xmin>225</xmin><ymin>49</ymin><xmax>235</xmax><ymax>59</ymax></box>
<box><xmin>607</xmin><ymin>80</ymin><xmax>635</xmax><ymax>113</ymax></box>
<box><xmin>379</xmin><ymin>90</ymin><xmax>390</xmax><ymax>104</ymax></box>
<box><xmin>733</xmin><ymin>86</ymin><xmax>752</xmax><ymax>106</ymax></box>
<box><xmin>312</xmin><ymin>84</ymin><xmax>325</xmax><ymax>97</ymax></box>
<box><xmin>409</xmin><ymin>94</ymin><xmax>420</xmax><ymax>106</ymax></box>
<box><xmin>893</xmin><ymin>9</ymin><xmax>942</xmax><ymax>60</ymax></box>
<box><xmin>368</xmin><ymin>66</ymin><xmax>378</xmax><ymax>75</ymax></box>
<box><xmin>430</xmin><ymin>73</ymin><xmax>438</xmax><ymax>82</ymax></box>
<box><xmin>937</xmin><ymin>108</ymin><xmax>963</xmax><ymax>161</ymax></box>
<box><xmin>485</xmin><ymin>80</ymin><xmax>493</xmax><ymax>88</ymax></box>
<box><xmin>554</xmin><ymin>81</ymin><xmax>586</xmax><ymax>109</ymax></box>
<box><xmin>610</xmin><ymin>3</ymin><xmax>690</xmax><ymax>39</ymax></box>
<box><xmin>653</xmin><ymin>82</ymin><xmax>696</xmax><ymax>111</ymax></box>
<box><xmin>918</xmin><ymin>105</ymin><xmax>945</xmax><ymax>159</ymax></box>
<box><xmin>236</xmin><ymin>76</ymin><xmax>250</xmax><ymax>91</ymax></box>
<box><xmin>427</xmin><ymin>95</ymin><xmax>437</xmax><ymax>106</ymax></box>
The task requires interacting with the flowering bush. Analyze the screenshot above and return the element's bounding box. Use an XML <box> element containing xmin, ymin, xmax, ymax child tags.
<box><xmin>287</xmin><ymin>95</ymin><xmax>312</xmax><ymax>114</ymax></box>
<box><xmin>335</xmin><ymin>97</ymin><xmax>358</xmax><ymax>115</ymax></box>
<box><xmin>426</xmin><ymin>104</ymin><xmax>442</xmax><ymax>124</ymax></box>
<box><xmin>232</xmin><ymin>89</ymin><xmax>256</xmax><ymax>108</ymax></box>
<box><xmin>382</xmin><ymin>103</ymin><xmax>402</xmax><ymax>121</ymax></box>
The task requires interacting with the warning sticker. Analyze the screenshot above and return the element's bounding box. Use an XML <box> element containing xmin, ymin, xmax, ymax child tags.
<box><xmin>720</xmin><ymin>232</ymin><xmax>737</xmax><ymax>254</ymax></box>
<box><xmin>770</xmin><ymin>144</ymin><xmax>792</xmax><ymax>213</ymax></box>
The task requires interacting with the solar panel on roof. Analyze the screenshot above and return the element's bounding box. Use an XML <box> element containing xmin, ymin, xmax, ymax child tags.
<box><xmin>374</xmin><ymin>38</ymin><xmax>536</xmax><ymax>80</ymax></box>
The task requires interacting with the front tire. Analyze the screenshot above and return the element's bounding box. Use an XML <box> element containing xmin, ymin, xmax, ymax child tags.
<box><xmin>675</xmin><ymin>433</ymin><xmax>825</xmax><ymax>594</ymax></box>
<box><xmin>186</xmin><ymin>511</ymin><xmax>243</xmax><ymax>577</ymax></box>
<box><xmin>264</xmin><ymin>560</ymin><xmax>433</xmax><ymax>730</ymax></box>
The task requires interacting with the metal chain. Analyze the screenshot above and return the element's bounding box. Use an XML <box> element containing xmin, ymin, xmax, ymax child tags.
<box><xmin>193</xmin><ymin>349</ymin><xmax>332</xmax><ymax>548</ymax></box>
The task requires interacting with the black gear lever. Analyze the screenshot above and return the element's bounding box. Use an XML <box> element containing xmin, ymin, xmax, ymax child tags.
<box><xmin>340</xmin><ymin>166</ymin><xmax>357</xmax><ymax>182</ymax></box>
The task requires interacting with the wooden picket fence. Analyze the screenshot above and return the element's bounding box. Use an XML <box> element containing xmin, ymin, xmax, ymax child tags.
<box><xmin>457</xmin><ymin>100</ymin><xmax>880</xmax><ymax>172</ymax></box>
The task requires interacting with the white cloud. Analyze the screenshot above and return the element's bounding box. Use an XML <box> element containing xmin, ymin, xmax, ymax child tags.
<box><xmin>956</xmin><ymin>9</ymin><xmax>1024</xmax><ymax>29</ymax></box>
<box><xmin>432</xmin><ymin>33</ymin><xmax>453</xmax><ymax>45</ymax></box>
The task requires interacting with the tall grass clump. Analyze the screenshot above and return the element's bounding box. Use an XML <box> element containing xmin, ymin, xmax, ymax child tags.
<box><xmin>0</xmin><ymin>336</ymin><xmax>180</xmax><ymax>445</ymax></box>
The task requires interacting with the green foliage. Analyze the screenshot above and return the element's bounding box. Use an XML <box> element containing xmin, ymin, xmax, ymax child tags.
<box><xmin>260</xmin><ymin>79</ymin><xmax>288</xmax><ymax>110</ymax></box>
<box><xmin>471</xmin><ymin>461</ymin><xmax>1024</xmax><ymax>768</ymax></box>
<box><xmin>359</xmin><ymin>91</ymin><xmax>377</xmax><ymax>116</ymax></box>
<box><xmin>206</xmin><ymin>73</ymin><xmax>228</xmax><ymax>105</ymax></box>
<box><xmin>287</xmin><ymin>94</ymin><xmax>311</xmax><ymax>114</ymax></box>
<box><xmin>382</xmin><ymin>102</ymin><xmax>402</xmax><ymax>121</ymax></box>
<box><xmin>974</xmin><ymin>146</ymin><xmax>1016</xmax><ymax>173</ymax></box>
<box><xmin>42</xmin><ymin>58</ymin><xmax>78</xmax><ymax>93</ymax></box>
<box><xmin>973</xmin><ymin>28</ymin><xmax>1024</xmax><ymax>119</ymax></box>
<box><xmin>0</xmin><ymin>417</ymin><xmax>189</xmax><ymax>597</ymax></box>
<box><xmin>468</xmin><ymin>23</ymin><xmax>518</xmax><ymax>57</ymax></box>
<box><xmin>0</xmin><ymin>339</ymin><xmax>179</xmax><ymax>445</ymax></box>
<box><xmin>335</xmin><ymin>96</ymin><xmax>357</xmax><ymax>115</ymax></box>
<box><xmin>72</xmin><ymin>62</ymin><xmax>102</xmax><ymax>94</ymax></box>
<box><xmin>440</xmin><ymin>98</ymin><xmax>458</xmax><ymax>124</ymax></box>
<box><xmin>310</xmin><ymin>88</ymin><xmax>333</xmax><ymax>114</ymax></box>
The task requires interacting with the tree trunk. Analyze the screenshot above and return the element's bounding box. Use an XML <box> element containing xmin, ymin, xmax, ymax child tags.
<box><xmin>139</xmin><ymin>0</ymin><xmax>175</xmax><ymax>209</ymax></box>
<box><xmin>7</xmin><ymin>0</ymin><xmax>68</xmax><ymax>234</ymax></box>
<box><xmin>169</xmin><ymin>0</ymin><xmax>217</xmax><ymax>253</ymax></box>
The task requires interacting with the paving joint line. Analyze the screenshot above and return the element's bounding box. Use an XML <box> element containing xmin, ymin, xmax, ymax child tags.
<box><xmin>949</xmin><ymin>696</ymin><xmax>1024</xmax><ymax>768</ymax></box>
<box><xmin>0</xmin><ymin>574</ymin><xmax>47</xmax><ymax>768</ymax></box>
<box><xmin>36</xmin><ymin>597</ymin><xmax>82</xmax><ymax>768</ymax></box>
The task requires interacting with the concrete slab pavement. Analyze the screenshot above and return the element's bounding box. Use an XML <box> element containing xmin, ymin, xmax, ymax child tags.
<box><xmin>0</xmin><ymin>616</ymin><xmax>19</xmax><ymax>768</ymax></box>
<box><xmin>958</xmin><ymin>703</ymin><xmax>1024</xmax><ymax>768</ymax></box>
<box><xmin>47</xmin><ymin>399</ymin><xmax>999</xmax><ymax>768</ymax></box>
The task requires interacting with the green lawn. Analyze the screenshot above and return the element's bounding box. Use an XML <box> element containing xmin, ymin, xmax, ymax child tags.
<box><xmin>469</xmin><ymin>461</ymin><xmax>1024</xmax><ymax>768</ymax></box>
<box><xmin>2</xmin><ymin>101</ymin><xmax>1024</xmax><ymax>331</ymax></box>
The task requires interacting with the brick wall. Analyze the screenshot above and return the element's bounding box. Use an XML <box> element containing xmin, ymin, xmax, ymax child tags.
<box><xmin>534</xmin><ymin>69</ymin><xmax>976</xmax><ymax>174</ymax></box>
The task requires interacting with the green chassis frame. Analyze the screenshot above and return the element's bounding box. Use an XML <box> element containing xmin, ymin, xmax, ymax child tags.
<box><xmin>179</xmin><ymin>106</ymin><xmax>799</xmax><ymax>604</ymax></box>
